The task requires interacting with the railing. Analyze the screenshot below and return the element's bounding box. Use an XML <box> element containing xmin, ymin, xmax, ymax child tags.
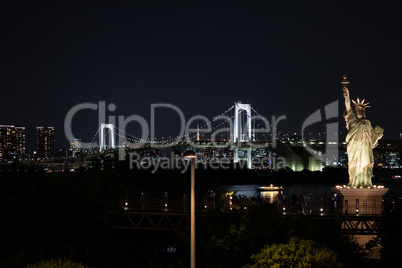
<box><xmin>117</xmin><ymin>192</ymin><xmax>388</xmax><ymax>232</ymax></box>
<box><xmin>121</xmin><ymin>192</ymin><xmax>385</xmax><ymax>216</ymax></box>
<box><xmin>122</xmin><ymin>192</ymin><xmax>204</xmax><ymax>212</ymax></box>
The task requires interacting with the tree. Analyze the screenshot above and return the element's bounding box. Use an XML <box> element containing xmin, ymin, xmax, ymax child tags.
<box><xmin>244</xmin><ymin>237</ymin><xmax>342</xmax><ymax>268</ymax></box>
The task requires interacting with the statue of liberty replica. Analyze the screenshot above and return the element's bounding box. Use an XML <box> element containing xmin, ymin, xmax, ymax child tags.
<box><xmin>342</xmin><ymin>75</ymin><xmax>383</xmax><ymax>188</ymax></box>
<box><xmin>335</xmin><ymin>76</ymin><xmax>388</xmax><ymax>252</ymax></box>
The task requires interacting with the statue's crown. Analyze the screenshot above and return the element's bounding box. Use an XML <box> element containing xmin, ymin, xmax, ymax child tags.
<box><xmin>352</xmin><ymin>98</ymin><xmax>371</xmax><ymax>108</ymax></box>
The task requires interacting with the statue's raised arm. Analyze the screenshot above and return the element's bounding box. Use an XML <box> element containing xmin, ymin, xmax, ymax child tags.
<box><xmin>341</xmin><ymin>75</ymin><xmax>351</xmax><ymax>113</ymax></box>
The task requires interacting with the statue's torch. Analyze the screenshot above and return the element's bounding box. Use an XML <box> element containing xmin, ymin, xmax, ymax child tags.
<box><xmin>341</xmin><ymin>75</ymin><xmax>349</xmax><ymax>89</ymax></box>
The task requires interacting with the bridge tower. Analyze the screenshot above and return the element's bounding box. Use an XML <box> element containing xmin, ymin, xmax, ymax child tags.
<box><xmin>99</xmin><ymin>123</ymin><xmax>116</xmax><ymax>151</ymax></box>
<box><xmin>233</xmin><ymin>102</ymin><xmax>252</xmax><ymax>143</ymax></box>
<box><xmin>233</xmin><ymin>102</ymin><xmax>252</xmax><ymax>168</ymax></box>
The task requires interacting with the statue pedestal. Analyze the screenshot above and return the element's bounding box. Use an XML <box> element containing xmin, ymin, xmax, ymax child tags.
<box><xmin>332</xmin><ymin>186</ymin><xmax>388</xmax><ymax>259</ymax></box>
<box><xmin>332</xmin><ymin>186</ymin><xmax>388</xmax><ymax>215</ymax></box>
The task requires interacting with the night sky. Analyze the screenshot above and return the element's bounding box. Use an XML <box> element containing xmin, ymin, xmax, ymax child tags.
<box><xmin>1</xmin><ymin>1</ymin><xmax>401</xmax><ymax>152</ymax></box>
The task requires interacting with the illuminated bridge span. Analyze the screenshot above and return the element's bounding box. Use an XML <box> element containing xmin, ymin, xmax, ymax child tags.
<box><xmin>87</xmin><ymin>102</ymin><xmax>281</xmax><ymax>169</ymax></box>
<box><xmin>82</xmin><ymin>101</ymin><xmax>343</xmax><ymax>170</ymax></box>
<box><xmin>95</xmin><ymin>102</ymin><xmax>265</xmax><ymax>147</ymax></box>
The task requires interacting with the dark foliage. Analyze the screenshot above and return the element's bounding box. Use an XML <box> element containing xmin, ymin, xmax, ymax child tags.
<box><xmin>0</xmin><ymin>157</ymin><xmax>397</xmax><ymax>267</ymax></box>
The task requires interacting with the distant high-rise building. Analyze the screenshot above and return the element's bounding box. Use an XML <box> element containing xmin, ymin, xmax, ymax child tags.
<box><xmin>0</xmin><ymin>125</ymin><xmax>26</xmax><ymax>162</ymax></box>
<box><xmin>36</xmin><ymin>127</ymin><xmax>55</xmax><ymax>159</ymax></box>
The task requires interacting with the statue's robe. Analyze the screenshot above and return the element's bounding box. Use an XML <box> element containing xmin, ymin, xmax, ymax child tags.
<box><xmin>344</xmin><ymin>109</ymin><xmax>374</xmax><ymax>188</ymax></box>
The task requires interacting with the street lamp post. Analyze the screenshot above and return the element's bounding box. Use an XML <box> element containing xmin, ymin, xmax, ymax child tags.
<box><xmin>184</xmin><ymin>150</ymin><xmax>196</xmax><ymax>268</ymax></box>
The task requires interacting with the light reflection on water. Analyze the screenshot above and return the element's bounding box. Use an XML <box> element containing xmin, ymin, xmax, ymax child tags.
<box><xmin>220</xmin><ymin>183</ymin><xmax>334</xmax><ymax>200</ymax></box>
<box><xmin>220</xmin><ymin>180</ymin><xmax>402</xmax><ymax>200</ymax></box>
<box><xmin>259</xmin><ymin>190</ymin><xmax>281</xmax><ymax>203</ymax></box>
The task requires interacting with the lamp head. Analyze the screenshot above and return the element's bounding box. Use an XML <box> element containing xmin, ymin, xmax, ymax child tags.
<box><xmin>183</xmin><ymin>150</ymin><xmax>196</xmax><ymax>159</ymax></box>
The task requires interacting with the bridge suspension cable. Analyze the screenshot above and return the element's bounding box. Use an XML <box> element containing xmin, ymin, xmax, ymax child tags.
<box><xmin>87</xmin><ymin>104</ymin><xmax>243</xmax><ymax>148</ymax></box>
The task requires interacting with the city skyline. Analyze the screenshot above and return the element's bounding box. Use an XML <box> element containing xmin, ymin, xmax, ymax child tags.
<box><xmin>1</xmin><ymin>2</ymin><xmax>401</xmax><ymax>151</ymax></box>
<box><xmin>0</xmin><ymin>125</ymin><xmax>55</xmax><ymax>160</ymax></box>
<box><xmin>2</xmin><ymin>104</ymin><xmax>402</xmax><ymax>154</ymax></box>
